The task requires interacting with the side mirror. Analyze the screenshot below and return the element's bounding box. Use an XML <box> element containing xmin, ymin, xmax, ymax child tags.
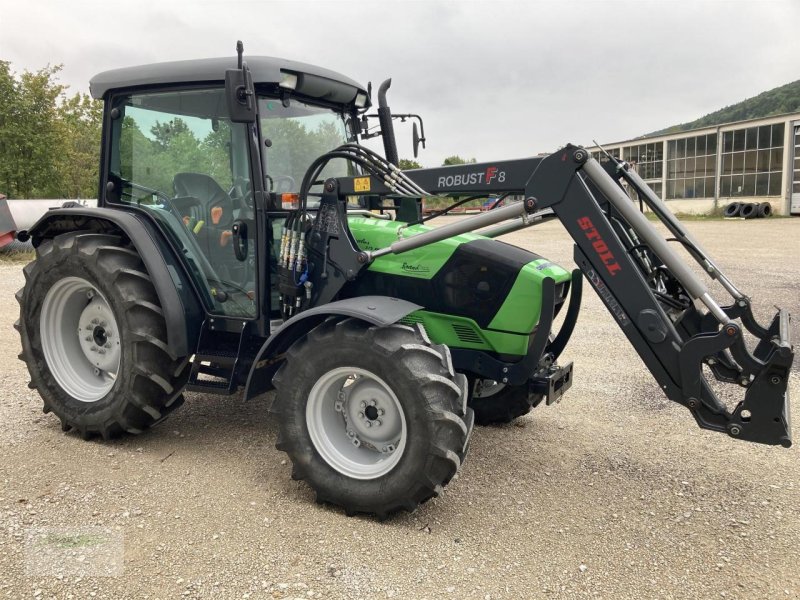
<box><xmin>413</xmin><ymin>122</ymin><xmax>421</xmax><ymax>158</ymax></box>
<box><xmin>225</xmin><ymin>41</ymin><xmax>256</xmax><ymax>123</ymax></box>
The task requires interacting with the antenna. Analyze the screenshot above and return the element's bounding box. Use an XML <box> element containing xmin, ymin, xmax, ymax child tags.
<box><xmin>236</xmin><ymin>40</ymin><xmax>244</xmax><ymax>69</ymax></box>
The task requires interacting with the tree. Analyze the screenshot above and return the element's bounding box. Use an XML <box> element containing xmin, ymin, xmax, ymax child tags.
<box><xmin>398</xmin><ymin>158</ymin><xmax>422</xmax><ymax>170</ymax></box>
<box><xmin>55</xmin><ymin>92</ymin><xmax>102</xmax><ymax>198</ymax></box>
<box><xmin>442</xmin><ymin>155</ymin><xmax>477</xmax><ymax>166</ymax></box>
<box><xmin>0</xmin><ymin>61</ymin><xmax>102</xmax><ymax>199</ymax></box>
<box><xmin>260</xmin><ymin>117</ymin><xmax>349</xmax><ymax>189</ymax></box>
<box><xmin>0</xmin><ymin>62</ymin><xmax>65</xmax><ymax>198</ymax></box>
<box><xmin>150</xmin><ymin>118</ymin><xmax>192</xmax><ymax>151</ymax></box>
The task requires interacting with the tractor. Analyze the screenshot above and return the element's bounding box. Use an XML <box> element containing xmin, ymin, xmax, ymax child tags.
<box><xmin>16</xmin><ymin>44</ymin><xmax>793</xmax><ymax>518</ymax></box>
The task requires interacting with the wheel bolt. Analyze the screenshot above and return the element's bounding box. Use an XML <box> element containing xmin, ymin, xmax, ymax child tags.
<box><xmin>365</xmin><ymin>421</ymin><xmax>372</xmax><ymax>428</ymax></box>
<box><xmin>377</xmin><ymin>409</ymin><xmax>385</xmax><ymax>416</ymax></box>
<box><xmin>360</xmin><ymin>401</ymin><xmax>366</xmax><ymax>409</ymax></box>
<box><xmin>368</xmin><ymin>399</ymin><xmax>376</xmax><ymax>406</ymax></box>
<box><xmin>358</xmin><ymin>412</ymin><xmax>364</xmax><ymax>419</ymax></box>
<box><xmin>375</xmin><ymin>420</ymin><xmax>382</xmax><ymax>427</ymax></box>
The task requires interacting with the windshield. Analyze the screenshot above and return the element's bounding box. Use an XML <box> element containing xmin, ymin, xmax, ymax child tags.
<box><xmin>258</xmin><ymin>97</ymin><xmax>351</xmax><ymax>195</ymax></box>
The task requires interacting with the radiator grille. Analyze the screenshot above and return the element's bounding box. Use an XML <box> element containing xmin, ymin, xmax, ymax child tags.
<box><xmin>452</xmin><ymin>323</ymin><xmax>482</xmax><ymax>344</ymax></box>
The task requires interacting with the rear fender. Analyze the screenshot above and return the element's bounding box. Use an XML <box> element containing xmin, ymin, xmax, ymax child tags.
<box><xmin>25</xmin><ymin>206</ymin><xmax>203</xmax><ymax>358</ymax></box>
<box><xmin>243</xmin><ymin>296</ymin><xmax>421</xmax><ymax>400</ymax></box>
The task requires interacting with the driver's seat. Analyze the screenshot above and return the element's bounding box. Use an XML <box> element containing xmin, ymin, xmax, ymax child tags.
<box><xmin>173</xmin><ymin>172</ymin><xmax>234</xmax><ymax>228</ymax></box>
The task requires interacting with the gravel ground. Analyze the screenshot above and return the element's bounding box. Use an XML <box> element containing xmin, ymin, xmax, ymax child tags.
<box><xmin>1</xmin><ymin>217</ymin><xmax>799</xmax><ymax>599</ymax></box>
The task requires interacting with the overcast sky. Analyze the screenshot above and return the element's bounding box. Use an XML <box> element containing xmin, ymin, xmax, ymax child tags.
<box><xmin>2</xmin><ymin>0</ymin><xmax>798</xmax><ymax>166</ymax></box>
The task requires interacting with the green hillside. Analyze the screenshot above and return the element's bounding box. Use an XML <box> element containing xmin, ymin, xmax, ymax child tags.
<box><xmin>649</xmin><ymin>79</ymin><xmax>800</xmax><ymax>136</ymax></box>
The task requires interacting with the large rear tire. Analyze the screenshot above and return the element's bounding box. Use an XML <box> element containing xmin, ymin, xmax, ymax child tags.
<box><xmin>16</xmin><ymin>232</ymin><xmax>189</xmax><ymax>439</ymax></box>
<box><xmin>468</xmin><ymin>378</ymin><xmax>543</xmax><ymax>425</ymax></box>
<box><xmin>272</xmin><ymin>318</ymin><xmax>473</xmax><ymax>518</ymax></box>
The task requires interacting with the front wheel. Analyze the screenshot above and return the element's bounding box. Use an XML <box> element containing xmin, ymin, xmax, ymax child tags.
<box><xmin>272</xmin><ymin>318</ymin><xmax>473</xmax><ymax>518</ymax></box>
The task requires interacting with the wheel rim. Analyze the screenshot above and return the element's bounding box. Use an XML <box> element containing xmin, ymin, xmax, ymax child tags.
<box><xmin>473</xmin><ymin>379</ymin><xmax>506</xmax><ymax>399</ymax></box>
<box><xmin>306</xmin><ymin>367</ymin><xmax>407</xmax><ymax>480</ymax></box>
<box><xmin>39</xmin><ymin>277</ymin><xmax>121</xmax><ymax>403</ymax></box>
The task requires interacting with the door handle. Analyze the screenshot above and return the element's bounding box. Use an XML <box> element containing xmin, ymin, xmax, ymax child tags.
<box><xmin>231</xmin><ymin>219</ymin><xmax>248</xmax><ymax>261</ymax></box>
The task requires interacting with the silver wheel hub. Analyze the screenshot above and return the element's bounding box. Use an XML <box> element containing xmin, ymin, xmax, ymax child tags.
<box><xmin>39</xmin><ymin>277</ymin><xmax>120</xmax><ymax>403</ymax></box>
<box><xmin>77</xmin><ymin>295</ymin><xmax>120</xmax><ymax>373</ymax></box>
<box><xmin>473</xmin><ymin>379</ymin><xmax>506</xmax><ymax>398</ymax></box>
<box><xmin>307</xmin><ymin>367</ymin><xmax>406</xmax><ymax>479</ymax></box>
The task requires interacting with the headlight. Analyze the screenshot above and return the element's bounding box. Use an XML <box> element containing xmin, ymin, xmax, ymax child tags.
<box><xmin>279</xmin><ymin>72</ymin><xmax>298</xmax><ymax>90</ymax></box>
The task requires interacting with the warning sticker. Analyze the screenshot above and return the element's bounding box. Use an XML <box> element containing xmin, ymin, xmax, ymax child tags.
<box><xmin>354</xmin><ymin>177</ymin><xmax>371</xmax><ymax>192</ymax></box>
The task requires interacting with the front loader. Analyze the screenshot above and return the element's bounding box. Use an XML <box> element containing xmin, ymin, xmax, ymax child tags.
<box><xmin>15</xmin><ymin>44</ymin><xmax>793</xmax><ymax>518</ymax></box>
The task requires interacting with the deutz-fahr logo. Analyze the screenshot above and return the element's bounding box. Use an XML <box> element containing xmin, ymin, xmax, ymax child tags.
<box><xmin>438</xmin><ymin>165</ymin><xmax>506</xmax><ymax>188</ymax></box>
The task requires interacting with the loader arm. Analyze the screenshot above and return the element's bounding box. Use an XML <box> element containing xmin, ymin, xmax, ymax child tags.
<box><xmin>299</xmin><ymin>143</ymin><xmax>792</xmax><ymax>447</ymax></box>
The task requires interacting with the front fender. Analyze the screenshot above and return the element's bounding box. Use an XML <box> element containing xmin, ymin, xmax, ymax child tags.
<box><xmin>25</xmin><ymin>206</ymin><xmax>203</xmax><ymax>358</ymax></box>
<box><xmin>243</xmin><ymin>296</ymin><xmax>421</xmax><ymax>400</ymax></box>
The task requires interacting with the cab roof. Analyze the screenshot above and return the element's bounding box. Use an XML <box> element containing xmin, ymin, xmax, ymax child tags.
<box><xmin>89</xmin><ymin>56</ymin><xmax>369</xmax><ymax>107</ymax></box>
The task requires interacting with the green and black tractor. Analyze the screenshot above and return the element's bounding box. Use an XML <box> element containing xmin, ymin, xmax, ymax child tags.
<box><xmin>16</xmin><ymin>44</ymin><xmax>793</xmax><ymax>517</ymax></box>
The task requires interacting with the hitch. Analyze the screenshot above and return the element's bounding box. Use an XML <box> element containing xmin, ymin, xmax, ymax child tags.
<box><xmin>530</xmin><ymin>361</ymin><xmax>574</xmax><ymax>406</ymax></box>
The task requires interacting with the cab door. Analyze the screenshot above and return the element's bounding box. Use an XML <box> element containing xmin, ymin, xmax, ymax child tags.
<box><xmin>105</xmin><ymin>86</ymin><xmax>259</xmax><ymax>319</ymax></box>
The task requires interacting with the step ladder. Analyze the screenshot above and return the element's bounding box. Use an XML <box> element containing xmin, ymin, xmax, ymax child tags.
<box><xmin>186</xmin><ymin>319</ymin><xmax>250</xmax><ymax>395</ymax></box>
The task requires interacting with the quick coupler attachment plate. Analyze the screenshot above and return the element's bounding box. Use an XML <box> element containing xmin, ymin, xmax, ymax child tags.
<box><xmin>530</xmin><ymin>361</ymin><xmax>574</xmax><ymax>406</ymax></box>
<box><xmin>727</xmin><ymin>308</ymin><xmax>793</xmax><ymax>447</ymax></box>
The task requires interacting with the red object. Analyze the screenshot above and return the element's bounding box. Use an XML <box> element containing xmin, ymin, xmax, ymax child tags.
<box><xmin>0</xmin><ymin>231</ymin><xmax>15</xmax><ymax>247</ymax></box>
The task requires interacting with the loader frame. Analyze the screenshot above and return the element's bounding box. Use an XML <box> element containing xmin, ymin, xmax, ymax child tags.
<box><xmin>294</xmin><ymin>144</ymin><xmax>792</xmax><ymax>447</ymax></box>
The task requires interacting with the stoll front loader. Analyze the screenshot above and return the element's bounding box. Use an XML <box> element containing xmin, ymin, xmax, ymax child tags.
<box><xmin>16</xmin><ymin>45</ymin><xmax>793</xmax><ymax>517</ymax></box>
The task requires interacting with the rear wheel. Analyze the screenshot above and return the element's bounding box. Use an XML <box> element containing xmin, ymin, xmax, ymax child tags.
<box><xmin>16</xmin><ymin>232</ymin><xmax>189</xmax><ymax>439</ymax></box>
<box><xmin>272</xmin><ymin>318</ymin><xmax>473</xmax><ymax>518</ymax></box>
<box><xmin>468</xmin><ymin>378</ymin><xmax>543</xmax><ymax>425</ymax></box>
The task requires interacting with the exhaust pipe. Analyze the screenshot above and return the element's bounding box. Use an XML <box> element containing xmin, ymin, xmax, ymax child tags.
<box><xmin>377</xmin><ymin>79</ymin><xmax>399</xmax><ymax>166</ymax></box>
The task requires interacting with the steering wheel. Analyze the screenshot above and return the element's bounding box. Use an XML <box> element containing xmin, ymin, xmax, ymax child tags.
<box><xmin>272</xmin><ymin>175</ymin><xmax>296</xmax><ymax>194</ymax></box>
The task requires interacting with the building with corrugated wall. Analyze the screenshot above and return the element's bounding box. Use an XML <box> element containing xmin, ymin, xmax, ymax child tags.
<box><xmin>588</xmin><ymin>112</ymin><xmax>800</xmax><ymax>215</ymax></box>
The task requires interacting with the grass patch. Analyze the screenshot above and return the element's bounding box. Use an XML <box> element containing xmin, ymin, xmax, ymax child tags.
<box><xmin>644</xmin><ymin>211</ymin><xmax>725</xmax><ymax>221</ymax></box>
<box><xmin>41</xmin><ymin>533</ymin><xmax>108</xmax><ymax>549</ymax></box>
<box><xmin>0</xmin><ymin>249</ymin><xmax>34</xmax><ymax>264</ymax></box>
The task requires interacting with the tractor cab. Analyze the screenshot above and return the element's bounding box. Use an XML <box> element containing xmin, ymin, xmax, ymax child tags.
<box><xmin>91</xmin><ymin>55</ymin><xmax>368</xmax><ymax>322</ymax></box>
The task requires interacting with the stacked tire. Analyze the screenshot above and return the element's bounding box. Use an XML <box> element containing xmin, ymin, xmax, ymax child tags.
<box><xmin>723</xmin><ymin>202</ymin><xmax>772</xmax><ymax>219</ymax></box>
